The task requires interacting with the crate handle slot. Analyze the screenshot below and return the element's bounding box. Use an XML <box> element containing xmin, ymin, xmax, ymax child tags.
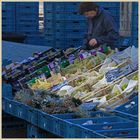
<box><xmin>117</xmin><ymin>131</ymin><xmax>129</xmax><ymax>135</ymax></box>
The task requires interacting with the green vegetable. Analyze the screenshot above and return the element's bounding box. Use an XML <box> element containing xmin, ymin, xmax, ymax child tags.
<box><xmin>121</xmin><ymin>83</ymin><xmax>128</xmax><ymax>91</ymax></box>
<box><xmin>106</xmin><ymin>90</ymin><xmax>120</xmax><ymax>100</ymax></box>
<box><xmin>132</xmin><ymin>75</ymin><xmax>138</xmax><ymax>81</ymax></box>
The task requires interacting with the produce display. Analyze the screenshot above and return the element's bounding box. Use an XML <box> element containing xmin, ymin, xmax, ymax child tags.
<box><xmin>68</xmin><ymin>76</ymin><xmax>87</xmax><ymax>87</ymax></box>
<box><xmin>97</xmin><ymin>73</ymin><xmax>138</xmax><ymax>109</ymax></box>
<box><xmin>14</xmin><ymin>89</ymin><xmax>82</xmax><ymax>114</ymax></box>
<box><xmin>61</xmin><ymin>46</ymin><xmax>112</xmax><ymax>77</ymax></box>
<box><xmin>27</xmin><ymin>73</ymin><xmax>64</xmax><ymax>90</ymax></box>
<box><xmin>7</xmin><ymin>46</ymin><xmax>138</xmax><ymax>115</ymax></box>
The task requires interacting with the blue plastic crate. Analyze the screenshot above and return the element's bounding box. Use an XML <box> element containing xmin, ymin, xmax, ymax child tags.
<box><xmin>131</xmin><ymin>18</ymin><xmax>138</xmax><ymax>25</ymax></box>
<box><xmin>2</xmin><ymin>97</ymin><xmax>7</xmax><ymax>111</ymax></box>
<box><xmin>2</xmin><ymin>24</ymin><xmax>16</xmax><ymax>29</ymax></box>
<box><xmin>16</xmin><ymin>2</ymin><xmax>39</xmax><ymax>6</ymax></box>
<box><xmin>38</xmin><ymin>111</ymin><xmax>56</xmax><ymax>133</ymax></box>
<box><xmin>27</xmin><ymin>124</ymin><xmax>40</xmax><ymax>138</ymax></box>
<box><xmin>2</xmin><ymin>59</ymin><xmax>12</xmax><ymax>67</ymax></box>
<box><xmin>97</xmin><ymin>128</ymin><xmax>138</xmax><ymax>138</ymax></box>
<box><xmin>13</xmin><ymin>101</ymin><xmax>29</xmax><ymax>120</ymax></box>
<box><xmin>16</xmin><ymin>26</ymin><xmax>38</xmax><ymax>31</ymax></box>
<box><xmin>16</xmin><ymin>20</ymin><xmax>39</xmax><ymax>24</ymax></box>
<box><xmin>2</xmin><ymin>83</ymin><xmax>13</xmax><ymax>99</ymax></box>
<box><xmin>16</xmin><ymin>7</ymin><xmax>39</xmax><ymax>13</ymax></box>
<box><xmin>45</xmin><ymin>20</ymin><xmax>87</xmax><ymax>29</ymax></box>
<box><xmin>2</xmin><ymin>2</ymin><xmax>16</xmax><ymax>10</ymax></box>
<box><xmin>53</xmin><ymin>118</ymin><xmax>73</xmax><ymax>137</ymax></box>
<box><xmin>45</xmin><ymin>32</ymin><xmax>85</xmax><ymax>39</ymax></box>
<box><xmin>44</xmin><ymin>27</ymin><xmax>87</xmax><ymax>34</ymax></box>
<box><xmin>27</xmin><ymin>123</ymin><xmax>61</xmax><ymax>138</ymax></box>
<box><xmin>15</xmin><ymin>30</ymin><xmax>39</xmax><ymax>35</ymax></box>
<box><xmin>68</xmin><ymin>124</ymin><xmax>106</xmax><ymax>138</ymax></box>
<box><xmin>114</xmin><ymin>96</ymin><xmax>138</xmax><ymax>116</ymax></box>
<box><xmin>54</xmin><ymin>42</ymin><xmax>65</xmax><ymax>48</ymax></box>
<box><xmin>16</xmin><ymin>14</ymin><xmax>38</xmax><ymax>19</ymax></box>
<box><xmin>44</xmin><ymin>22</ymin><xmax>87</xmax><ymax>30</ymax></box>
<box><xmin>84</xmin><ymin>121</ymin><xmax>138</xmax><ymax>131</ymax></box>
<box><xmin>44</xmin><ymin>12</ymin><xmax>86</xmax><ymax>20</ymax></box>
<box><xmin>66</xmin><ymin>33</ymin><xmax>85</xmax><ymax>38</ymax></box>
<box><xmin>2</xmin><ymin>11</ymin><xmax>16</xmax><ymax>17</ymax></box>
<box><xmin>25</xmin><ymin>106</ymin><xmax>38</xmax><ymax>125</ymax></box>
<box><xmin>132</xmin><ymin>2</ymin><xmax>138</xmax><ymax>11</ymax></box>
<box><xmin>53</xmin><ymin>111</ymin><xmax>111</xmax><ymax>120</ymax></box>
<box><xmin>97</xmin><ymin>2</ymin><xmax>120</xmax><ymax>7</ymax></box>
<box><xmin>24</xmin><ymin>36</ymin><xmax>48</xmax><ymax>46</ymax></box>
<box><xmin>2</xmin><ymin>19</ymin><xmax>16</xmax><ymax>24</ymax></box>
<box><xmin>67</xmin><ymin>116</ymin><xmax>130</xmax><ymax>125</ymax></box>
<box><xmin>4</xmin><ymin>98</ymin><xmax>17</xmax><ymax>115</ymax></box>
<box><xmin>131</xmin><ymin>33</ymin><xmax>138</xmax><ymax>38</ymax></box>
<box><xmin>44</xmin><ymin>2</ymin><xmax>80</xmax><ymax>12</ymax></box>
<box><xmin>50</xmin><ymin>113</ymin><xmax>105</xmax><ymax>138</ymax></box>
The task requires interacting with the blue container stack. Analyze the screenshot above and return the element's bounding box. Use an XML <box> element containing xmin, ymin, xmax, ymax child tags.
<box><xmin>44</xmin><ymin>2</ymin><xmax>120</xmax><ymax>49</ymax></box>
<box><xmin>27</xmin><ymin>123</ymin><xmax>61</xmax><ymax>138</ymax></box>
<box><xmin>15</xmin><ymin>2</ymin><xmax>39</xmax><ymax>36</ymax></box>
<box><xmin>131</xmin><ymin>2</ymin><xmax>138</xmax><ymax>47</ymax></box>
<box><xmin>2</xmin><ymin>2</ymin><xmax>39</xmax><ymax>36</ymax></box>
<box><xmin>2</xmin><ymin>2</ymin><xmax>16</xmax><ymax>33</ymax></box>
<box><xmin>24</xmin><ymin>34</ymin><xmax>49</xmax><ymax>46</ymax></box>
<box><xmin>44</xmin><ymin>2</ymin><xmax>87</xmax><ymax>49</ymax></box>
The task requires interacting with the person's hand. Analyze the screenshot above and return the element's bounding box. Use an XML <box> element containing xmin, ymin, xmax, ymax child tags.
<box><xmin>89</xmin><ymin>39</ymin><xmax>97</xmax><ymax>46</ymax></box>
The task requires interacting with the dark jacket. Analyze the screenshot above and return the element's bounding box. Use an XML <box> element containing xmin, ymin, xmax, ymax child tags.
<box><xmin>82</xmin><ymin>7</ymin><xmax>119</xmax><ymax>50</ymax></box>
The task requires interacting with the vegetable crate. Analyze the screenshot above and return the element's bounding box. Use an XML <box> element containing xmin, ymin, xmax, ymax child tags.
<box><xmin>27</xmin><ymin>123</ymin><xmax>62</xmax><ymax>138</ymax></box>
<box><xmin>65</xmin><ymin>115</ymin><xmax>138</xmax><ymax>138</ymax></box>
<box><xmin>2</xmin><ymin>83</ymin><xmax>13</xmax><ymax>99</ymax></box>
<box><xmin>2</xmin><ymin>97</ymin><xmax>38</xmax><ymax>125</ymax></box>
<box><xmin>81</xmin><ymin>70</ymin><xmax>138</xmax><ymax>108</ymax></box>
<box><xmin>2</xmin><ymin>96</ymin><xmax>138</xmax><ymax>138</ymax></box>
<box><xmin>113</xmin><ymin>95</ymin><xmax>138</xmax><ymax>121</ymax></box>
<box><xmin>38</xmin><ymin>111</ymin><xmax>106</xmax><ymax>138</ymax></box>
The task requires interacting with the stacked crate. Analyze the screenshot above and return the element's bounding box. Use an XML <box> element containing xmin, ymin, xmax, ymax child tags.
<box><xmin>2</xmin><ymin>2</ymin><xmax>39</xmax><ymax>36</ymax></box>
<box><xmin>27</xmin><ymin>123</ymin><xmax>61</xmax><ymax>138</ymax></box>
<box><xmin>131</xmin><ymin>2</ymin><xmax>138</xmax><ymax>47</ymax></box>
<box><xmin>44</xmin><ymin>2</ymin><xmax>87</xmax><ymax>49</ymax></box>
<box><xmin>44</xmin><ymin>2</ymin><xmax>120</xmax><ymax>49</ymax></box>
<box><xmin>2</xmin><ymin>2</ymin><xmax>16</xmax><ymax>33</ymax></box>
<box><xmin>15</xmin><ymin>2</ymin><xmax>39</xmax><ymax>36</ymax></box>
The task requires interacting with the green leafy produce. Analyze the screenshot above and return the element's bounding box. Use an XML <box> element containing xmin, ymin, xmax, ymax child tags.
<box><xmin>121</xmin><ymin>83</ymin><xmax>128</xmax><ymax>91</ymax></box>
<box><xmin>132</xmin><ymin>75</ymin><xmax>138</xmax><ymax>81</ymax></box>
<box><xmin>61</xmin><ymin>55</ymin><xmax>103</xmax><ymax>76</ymax></box>
<box><xmin>69</xmin><ymin>76</ymin><xmax>87</xmax><ymax>87</ymax></box>
<box><xmin>65</xmin><ymin>48</ymin><xmax>76</xmax><ymax>54</ymax></box>
<box><xmin>106</xmin><ymin>90</ymin><xmax>120</xmax><ymax>100</ymax></box>
<box><xmin>57</xmin><ymin>90</ymin><xmax>67</xmax><ymax>96</ymax></box>
<box><xmin>71</xmin><ymin>84</ymin><xmax>92</xmax><ymax>97</ymax></box>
